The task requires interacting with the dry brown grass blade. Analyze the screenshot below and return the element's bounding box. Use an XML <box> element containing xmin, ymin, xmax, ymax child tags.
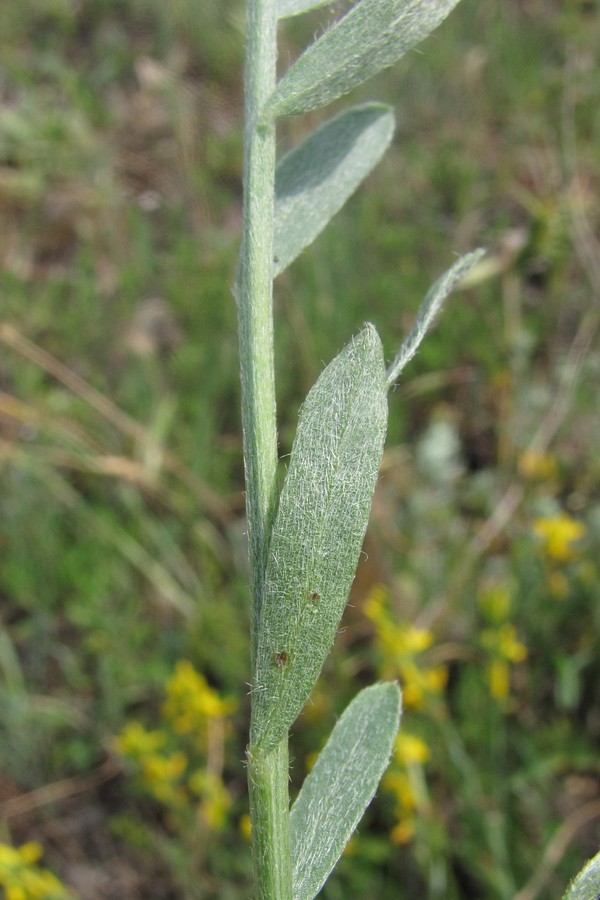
<box><xmin>0</xmin><ymin>757</ymin><xmax>120</xmax><ymax>822</ymax></box>
<box><xmin>514</xmin><ymin>798</ymin><xmax>600</xmax><ymax>900</ymax></box>
<box><xmin>0</xmin><ymin>322</ymin><xmax>231</xmax><ymax>525</ymax></box>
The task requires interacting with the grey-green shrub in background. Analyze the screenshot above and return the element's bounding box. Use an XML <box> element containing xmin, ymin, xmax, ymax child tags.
<box><xmin>236</xmin><ymin>0</ymin><xmax>597</xmax><ymax>897</ymax></box>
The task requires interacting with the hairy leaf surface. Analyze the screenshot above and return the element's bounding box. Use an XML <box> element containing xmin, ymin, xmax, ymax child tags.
<box><xmin>290</xmin><ymin>683</ymin><xmax>402</xmax><ymax>900</ymax></box>
<box><xmin>274</xmin><ymin>104</ymin><xmax>394</xmax><ymax>277</ymax></box>
<box><xmin>264</xmin><ymin>0</ymin><xmax>461</xmax><ymax>119</ymax></box>
<box><xmin>386</xmin><ymin>248</ymin><xmax>485</xmax><ymax>385</ymax></box>
<box><xmin>251</xmin><ymin>325</ymin><xmax>388</xmax><ymax>752</ymax></box>
<box><xmin>563</xmin><ymin>849</ymin><xmax>600</xmax><ymax>900</ymax></box>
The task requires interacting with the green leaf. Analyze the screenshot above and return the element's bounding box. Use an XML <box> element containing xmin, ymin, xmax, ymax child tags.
<box><xmin>563</xmin><ymin>849</ymin><xmax>600</xmax><ymax>900</ymax></box>
<box><xmin>274</xmin><ymin>104</ymin><xmax>395</xmax><ymax>277</ymax></box>
<box><xmin>278</xmin><ymin>0</ymin><xmax>333</xmax><ymax>18</ymax></box>
<box><xmin>386</xmin><ymin>248</ymin><xmax>485</xmax><ymax>386</ymax></box>
<box><xmin>290</xmin><ymin>683</ymin><xmax>402</xmax><ymax>900</ymax></box>
<box><xmin>251</xmin><ymin>325</ymin><xmax>388</xmax><ymax>752</ymax></box>
<box><xmin>264</xmin><ymin>0</ymin><xmax>462</xmax><ymax>120</ymax></box>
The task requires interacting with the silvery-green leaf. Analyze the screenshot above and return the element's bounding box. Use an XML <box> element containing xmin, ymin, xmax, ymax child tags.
<box><xmin>278</xmin><ymin>0</ymin><xmax>333</xmax><ymax>18</ymax></box>
<box><xmin>290</xmin><ymin>683</ymin><xmax>402</xmax><ymax>900</ymax></box>
<box><xmin>264</xmin><ymin>0</ymin><xmax>462</xmax><ymax>120</ymax></box>
<box><xmin>274</xmin><ymin>104</ymin><xmax>395</xmax><ymax>277</ymax></box>
<box><xmin>563</xmin><ymin>849</ymin><xmax>600</xmax><ymax>900</ymax></box>
<box><xmin>386</xmin><ymin>248</ymin><xmax>485</xmax><ymax>386</ymax></box>
<box><xmin>251</xmin><ymin>325</ymin><xmax>388</xmax><ymax>752</ymax></box>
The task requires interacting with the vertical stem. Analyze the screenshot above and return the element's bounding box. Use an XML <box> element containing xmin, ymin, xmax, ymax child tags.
<box><xmin>238</xmin><ymin>0</ymin><xmax>279</xmax><ymax>648</ymax></box>
<box><xmin>237</xmin><ymin>1</ymin><xmax>292</xmax><ymax>897</ymax></box>
<box><xmin>247</xmin><ymin>738</ymin><xmax>291</xmax><ymax>899</ymax></box>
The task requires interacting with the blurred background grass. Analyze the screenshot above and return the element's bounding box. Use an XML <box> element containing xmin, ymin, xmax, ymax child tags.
<box><xmin>1</xmin><ymin>0</ymin><xmax>599</xmax><ymax>897</ymax></box>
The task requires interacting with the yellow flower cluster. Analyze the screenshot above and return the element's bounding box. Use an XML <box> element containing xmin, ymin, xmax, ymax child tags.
<box><xmin>0</xmin><ymin>842</ymin><xmax>75</xmax><ymax>900</ymax></box>
<box><xmin>114</xmin><ymin>660</ymin><xmax>236</xmax><ymax>832</ymax></box>
<box><xmin>114</xmin><ymin>721</ymin><xmax>190</xmax><ymax>808</ymax></box>
<box><xmin>383</xmin><ymin>732</ymin><xmax>431</xmax><ymax>845</ymax></box>
<box><xmin>162</xmin><ymin>660</ymin><xmax>237</xmax><ymax>738</ymax></box>
<box><xmin>478</xmin><ymin>584</ymin><xmax>527</xmax><ymax>704</ymax></box>
<box><xmin>518</xmin><ymin>449</ymin><xmax>557</xmax><ymax>481</ymax></box>
<box><xmin>533</xmin><ymin>513</ymin><xmax>585</xmax><ymax>563</ymax></box>
<box><xmin>188</xmin><ymin>769</ymin><xmax>232</xmax><ymax>829</ymax></box>
<box><xmin>364</xmin><ymin>586</ymin><xmax>447</xmax><ymax>709</ymax></box>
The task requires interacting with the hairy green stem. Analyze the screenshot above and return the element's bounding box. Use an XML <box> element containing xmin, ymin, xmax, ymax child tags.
<box><xmin>237</xmin><ymin>0</ymin><xmax>279</xmax><ymax>619</ymax></box>
<box><xmin>237</xmin><ymin>0</ymin><xmax>292</xmax><ymax>896</ymax></box>
<box><xmin>247</xmin><ymin>737</ymin><xmax>291</xmax><ymax>899</ymax></box>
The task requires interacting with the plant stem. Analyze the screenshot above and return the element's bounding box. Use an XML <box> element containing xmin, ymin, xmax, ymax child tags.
<box><xmin>247</xmin><ymin>738</ymin><xmax>292</xmax><ymax>899</ymax></box>
<box><xmin>237</xmin><ymin>1</ymin><xmax>292</xmax><ymax>896</ymax></box>
<box><xmin>238</xmin><ymin>0</ymin><xmax>279</xmax><ymax>645</ymax></box>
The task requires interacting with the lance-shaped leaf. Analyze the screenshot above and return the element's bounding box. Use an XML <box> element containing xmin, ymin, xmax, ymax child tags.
<box><xmin>274</xmin><ymin>104</ymin><xmax>395</xmax><ymax>277</ymax></box>
<box><xmin>278</xmin><ymin>0</ymin><xmax>333</xmax><ymax>18</ymax></box>
<box><xmin>386</xmin><ymin>248</ymin><xmax>485</xmax><ymax>386</ymax></box>
<box><xmin>563</xmin><ymin>849</ymin><xmax>600</xmax><ymax>900</ymax></box>
<box><xmin>264</xmin><ymin>0</ymin><xmax>462</xmax><ymax>120</ymax></box>
<box><xmin>290</xmin><ymin>683</ymin><xmax>402</xmax><ymax>900</ymax></box>
<box><xmin>251</xmin><ymin>325</ymin><xmax>388</xmax><ymax>752</ymax></box>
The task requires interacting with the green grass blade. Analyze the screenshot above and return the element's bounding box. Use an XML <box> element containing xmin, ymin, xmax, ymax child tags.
<box><xmin>290</xmin><ymin>683</ymin><xmax>402</xmax><ymax>900</ymax></box>
<box><xmin>274</xmin><ymin>104</ymin><xmax>394</xmax><ymax>277</ymax></box>
<box><xmin>250</xmin><ymin>325</ymin><xmax>388</xmax><ymax>752</ymax></box>
<box><xmin>563</xmin><ymin>849</ymin><xmax>600</xmax><ymax>900</ymax></box>
<box><xmin>264</xmin><ymin>0</ymin><xmax>461</xmax><ymax>120</ymax></box>
<box><xmin>386</xmin><ymin>248</ymin><xmax>485</xmax><ymax>386</ymax></box>
<box><xmin>278</xmin><ymin>0</ymin><xmax>332</xmax><ymax>18</ymax></box>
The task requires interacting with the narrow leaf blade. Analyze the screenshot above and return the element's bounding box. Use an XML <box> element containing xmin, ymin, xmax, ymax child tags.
<box><xmin>290</xmin><ymin>683</ymin><xmax>402</xmax><ymax>900</ymax></box>
<box><xmin>563</xmin><ymin>849</ymin><xmax>600</xmax><ymax>900</ymax></box>
<box><xmin>278</xmin><ymin>0</ymin><xmax>333</xmax><ymax>18</ymax></box>
<box><xmin>251</xmin><ymin>325</ymin><xmax>388</xmax><ymax>752</ymax></box>
<box><xmin>386</xmin><ymin>248</ymin><xmax>485</xmax><ymax>386</ymax></box>
<box><xmin>274</xmin><ymin>104</ymin><xmax>395</xmax><ymax>276</ymax></box>
<box><xmin>265</xmin><ymin>0</ymin><xmax>461</xmax><ymax>120</ymax></box>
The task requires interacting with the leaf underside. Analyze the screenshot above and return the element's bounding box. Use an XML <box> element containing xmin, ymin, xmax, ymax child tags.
<box><xmin>251</xmin><ymin>325</ymin><xmax>388</xmax><ymax>752</ymax></box>
<box><xmin>386</xmin><ymin>248</ymin><xmax>486</xmax><ymax>385</ymax></box>
<box><xmin>290</xmin><ymin>682</ymin><xmax>402</xmax><ymax>900</ymax></box>
<box><xmin>265</xmin><ymin>0</ymin><xmax>462</xmax><ymax>119</ymax></box>
<box><xmin>278</xmin><ymin>0</ymin><xmax>333</xmax><ymax>18</ymax></box>
<box><xmin>274</xmin><ymin>103</ymin><xmax>395</xmax><ymax>277</ymax></box>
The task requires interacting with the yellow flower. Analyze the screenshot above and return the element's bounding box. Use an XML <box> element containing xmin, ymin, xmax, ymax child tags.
<box><xmin>488</xmin><ymin>659</ymin><xmax>510</xmax><ymax>700</ymax></box>
<box><xmin>239</xmin><ymin>814</ymin><xmax>252</xmax><ymax>842</ymax></box>
<box><xmin>364</xmin><ymin>586</ymin><xmax>445</xmax><ymax>709</ymax></box>
<box><xmin>379</xmin><ymin>623</ymin><xmax>433</xmax><ymax>658</ymax></box>
<box><xmin>497</xmin><ymin>624</ymin><xmax>527</xmax><ymax>662</ymax></box>
<box><xmin>402</xmin><ymin>662</ymin><xmax>448</xmax><ymax>709</ymax></box>
<box><xmin>519</xmin><ymin>449</ymin><xmax>557</xmax><ymax>481</ymax></box>
<box><xmin>383</xmin><ymin>771</ymin><xmax>417</xmax><ymax>811</ymax></box>
<box><xmin>189</xmin><ymin>770</ymin><xmax>231</xmax><ymax>830</ymax></box>
<box><xmin>383</xmin><ymin>772</ymin><xmax>418</xmax><ymax>845</ymax></box>
<box><xmin>113</xmin><ymin>722</ymin><xmax>166</xmax><ymax>760</ymax></box>
<box><xmin>391</xmin><ymin>819</ymin><xmax>415</xmax><ymax>845</ymax></box>
<box><xmin>478</xmin><ymin>583</ymin><xmax>512</xmax><ymax>622</ymax></box>
<box><xmin>0</xmin><ymin>842</ymin><xmax>74</xmax><ymax>899</ymax></box>
<box><xmin>16</xmin><ymin>844</ymin><xmax>43</xmax><ymax>866</ymax></box>
<box><xmin>140</xmin><ymin>751</ymin><xmax>188</xmax><ymax>807</ymax></box>
<box><xmin>363</xmin><ymin>585</ymin><xmax>388</xmax><ymax>624</ymax></box>
<box><xmin>481</xmin><ymin>624</ymin><xmax>527</xmax><ymax>702</ymax></box>
<box><xmin>481</xmin><ymin>624</ymin><xmax>527</xmax><ymax>662</ymax></box>
<box><xmin>162</xmin><ymin>660</ymin><xmax>237</xmax><ymax>735</ymax></box>
<box><xmin>533</xmin><ymin>514</ymin><xmax>585</xmax><ymax>563</ymax></box>
<box><xmin>394</xmin><ymin>733</ymin><xmax>430</xmax><ymax>765</ymax></box>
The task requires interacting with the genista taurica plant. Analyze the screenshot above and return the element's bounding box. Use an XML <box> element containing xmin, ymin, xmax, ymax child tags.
<box><xmin>235</xmin><ymin>1</ymin><xmax>483</xmax><ymax>897</ymax></box>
